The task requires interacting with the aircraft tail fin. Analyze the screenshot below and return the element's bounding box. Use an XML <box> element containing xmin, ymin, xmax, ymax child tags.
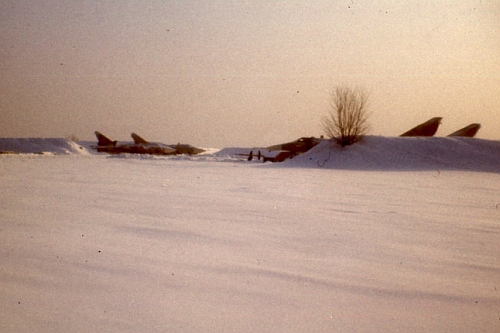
<box><xmin>131</xmin><ymin>133</ymin><xmax>148</xmax><ymax>144</ymax></box>
<box><xmin>448</xmin><ymin>123</ymin><xmax>481</xmax><ymax>137</ymax></box>
<box><xmin>95</xmin><ymin>131</ymin><xmax>117</xmax><ymax>146</ymax></box>
<box><xmin>400</xmin><ymin>117</ymin><xmax>442</xmax><ymax>137</ymax></box>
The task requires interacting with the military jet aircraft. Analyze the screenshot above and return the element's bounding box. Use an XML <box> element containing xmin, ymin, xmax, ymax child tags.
<box><xmin>131</xmin><ymin>133</ymin><xmax>205</xmax><ymax>155</ymax></box>
<box><xmin>93</xmin><ymin>131</ymin><xmax>176</xmax><ymax>155</ymax></box>
<box><xmin>400</xmin><ymin>117</ymin><xmax>443</xmax><ymax>137</ymax></box>
<box><xmin>448</xmin><ymin>123</ymin><xmax>481</xmax><ymax>138</ymax></box>
<box><xmin>241</xmin><ymin>137</ymin><xmax>322</xmax><ymax>163</ymax></box>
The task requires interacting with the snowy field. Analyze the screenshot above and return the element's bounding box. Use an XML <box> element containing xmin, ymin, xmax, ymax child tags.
<box><xmin>1</xmin><ymin>137</ymin><xmax>500</xmax><ymax>332</ymax></box>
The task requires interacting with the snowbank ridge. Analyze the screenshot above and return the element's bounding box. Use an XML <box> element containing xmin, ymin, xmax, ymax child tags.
<box><xmin>0</xmin><ymin>138</ymin><xmax>89</xmax><ymax>155</ymax></box>
<box><xmin>284</xmin><ymin>136</ymin><xmax>500</xmax><ymax>173</ymax></box>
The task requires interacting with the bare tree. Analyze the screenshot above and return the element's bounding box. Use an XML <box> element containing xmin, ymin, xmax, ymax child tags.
<box><xmin>322</xmin><ymin>85</ymin><xmax>369</xmax><ymax>146</ymax></box>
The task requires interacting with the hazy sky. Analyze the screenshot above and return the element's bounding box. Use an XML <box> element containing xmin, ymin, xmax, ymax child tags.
<box><xmin>1</xmin><ymin>0</ymin><xmax>499</xmax><ymax>147</ymax></box>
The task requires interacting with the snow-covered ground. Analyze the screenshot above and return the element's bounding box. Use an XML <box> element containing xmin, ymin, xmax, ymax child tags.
<box><xmin>1</xmin><ymin>137</ymin><xmax>499</xmax><ymax>332</ymax></box>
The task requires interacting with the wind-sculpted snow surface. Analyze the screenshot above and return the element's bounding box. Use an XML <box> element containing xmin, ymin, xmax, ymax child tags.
<box><xmin>1</xmin><ymin>154</ymin><xmax>499</xmax><ymax>332</ymax></box>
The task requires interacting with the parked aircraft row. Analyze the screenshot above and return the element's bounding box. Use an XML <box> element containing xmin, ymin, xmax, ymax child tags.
<box><xmin>93</xmin><ymin>120</ymin><xmax>480</xmax><ymax>161</ymax></box>
<box><xmin>93</xmin><ymin>132</ymin><xmax>205</xmax><ymax>155</ymax></box>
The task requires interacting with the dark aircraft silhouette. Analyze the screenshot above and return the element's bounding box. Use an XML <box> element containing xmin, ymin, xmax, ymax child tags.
<box><xmin>95</xmin><ymin>131</ymin><xmax>117</xmax><ymax>147</ymax></box>
<box><xmin>242</xmin><ymin>137</ymin><xmax>322</xmax><ymax>163</ymax></box>
<box><xmin>243</xmin><ymin>149</ymin><xmax>293</xmax><ymax>163</ymax></box>
<box><xmin>93</xmin><ymin>131</ymin><xmax>176</xmax><ymax>155</ymax></box>
<box><xmin>131</xmin><ymin>133</ymin><xmax>205</xmax><ymax>155</ymax></box>
<box><xmin>400</xmin><ymin>117</ymin><xmax>443</xmax><ymax>137</ymax></box>
<box><xmin>266</xmin><ymin>137</ymin><xmax>321</xmax><ymax>155</ymax></box>
<box><xmin>448</xmin><ymin>123</ymin><xmax>481</xmax><ymax>138</ymax></box>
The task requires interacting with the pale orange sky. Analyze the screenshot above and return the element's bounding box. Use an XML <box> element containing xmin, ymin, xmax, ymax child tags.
<box><xmin>1</xmin><ymin>0</ymin><xmax>499</xmax><ymax>147</ymax></box>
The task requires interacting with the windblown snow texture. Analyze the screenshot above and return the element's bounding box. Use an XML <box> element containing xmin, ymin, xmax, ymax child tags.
<box><xmin>1</xmin><ymin>137</ymin><xmax>499</xmax><ymax>332</ymax></box>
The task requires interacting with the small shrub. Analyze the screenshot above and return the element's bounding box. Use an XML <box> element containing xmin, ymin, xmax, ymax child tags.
<box><xmin>66</xmin><ymin>134</ymin><xmax>79</xmax><ymax>142</ymax></box>
<box><xmin>322</xmin><ymin>85</ymin><xmax>370</xmax><ymax>146</ymax></box>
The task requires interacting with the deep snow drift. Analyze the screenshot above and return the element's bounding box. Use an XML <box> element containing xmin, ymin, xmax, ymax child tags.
<box><xmin>0</xmin><ymin>138</ymin><xmax>89</xmax><ymax>155</ymax></box>
<box><xmin>287</xmin><ymin>136</ymin><xmax>500</xmax><ymax>173</ymax></box>
<box><xmin>1</xmin><ymin>137</ymin><xmax>499</xmax><ymax>333</ymax></box>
